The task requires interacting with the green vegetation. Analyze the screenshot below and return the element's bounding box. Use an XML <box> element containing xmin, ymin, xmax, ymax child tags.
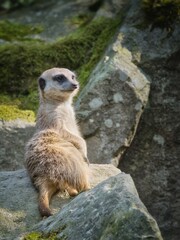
<box><xmin>23</xmin><ymin>231</ymin><xmax>68</xmax><ymax>240</ymax></box>
<box><xmin>0</xmin><ymin>17</ymin><xmax>120</xmax><ymax>94</ymax></box>
<box><xmin>0</xmin><ymin>105</ymin><xmax>35</xmax><ymax>122</ymax></box>
<box><xmin>0</xmin><ymin>92</ymin><xmax>39</xmax><ymax>112</ymax></box>
<box><xmin>0</xmin><ymin>20</ymin><xmax>43</xmax><ymax>42</ymax></box>
<box><xmin>66</xmin><ymin>13</ymin><xmax>94</xmax><ymax>27</ymax></box>
<box><xmin>0</xmin><ymin>16</ymin><xmax>121</xmax><ymax>121</ymax></box>
<box><xmin>142</xmin><ymin>0</ymin><xmax>180</xmax><ymax>31</ymax></box>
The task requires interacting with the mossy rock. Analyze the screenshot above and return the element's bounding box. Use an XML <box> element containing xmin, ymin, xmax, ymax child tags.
<box><xmin>0</xmin><ymin>105</ymin><xmax>35</xmax><ymax>122</ymax></box>
<box><xmin>141</xmin><ymin>0</ymin><xmax>180</xmax><ymax>31</ymax></box>
<box><xmin>0</xmin><ymin>17</ymin><xmax>121</xmax><ymax>94</ymax></box>
<box><xmin>0</xmin><ymin>20</ymin><xmax>43</xmax><ymax>42</ymax></box>
<box><xmin>23</xmin><ymin>232</ymin><xmax>58</xmax><ymax>240</ymax></box>
<box><xmin>0</xmin><ymin>16</ymin><xmax>121</xmax><ymax>120</ymax></box>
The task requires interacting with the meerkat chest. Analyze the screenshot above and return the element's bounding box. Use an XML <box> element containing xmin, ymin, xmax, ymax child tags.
<box><xmin>56</xmin><ymin>104</ymin><xmax>80</xmax><ymax>136</ymax></box>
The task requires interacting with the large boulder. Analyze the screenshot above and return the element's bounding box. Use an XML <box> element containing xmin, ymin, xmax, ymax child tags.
<box><xmin>26</xmin><ymin>173</ymin><xmax>162</xmax><ymax>240</ymax></box>
<box><xmin>118</xmin><ymin>1</ymin><xmax>180</xmax><ymax>240</ymax></box>
<box><xmin>76</xmin><ymin>25</ymin><xmax>150</xmax><ymax>166</ymax></box>
<box><xmin>0</xmin><ymin>164</ymin><xmax>120</xmax><ymax>240</ymax></box>
<box><xmin>0</xmin><ymin>120</ymin><xmax>35</xmax><ymax>171</ymax></box>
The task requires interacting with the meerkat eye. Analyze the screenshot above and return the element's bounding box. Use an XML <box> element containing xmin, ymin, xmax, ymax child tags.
<box><xmin>53</xmin><ymin>74</ymin><xmax>67</xmax><ymax>84</ymax></box>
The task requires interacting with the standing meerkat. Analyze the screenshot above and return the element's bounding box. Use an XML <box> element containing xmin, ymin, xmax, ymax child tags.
<box><xmin>25</xmin><ymin>67</ymin><xmax>90</xmax><ymax>217</ymax></box>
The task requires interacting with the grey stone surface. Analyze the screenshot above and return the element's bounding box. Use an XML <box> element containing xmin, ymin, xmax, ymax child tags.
<box><xmin>76</xmin><ymin>23</ymin><xmax>150</xmax><ymax>166</ymax></box>
<box><xmin>0</xmin><ymin>164</ymin><xmax>120</xmax><ymax>240</ymax></box>
<box><xmin>0</xmin><ymin>120</ymin><xmax>35</xmax><ymax>171</ymax></box>
<box><xmin>118</xmin><ymin>1</ymin><xmax>180</xmax><ymax>240</ymax></box>
<box><xmin>31</xmin><ymin>173</ymin><xmax>162</xmax><ymax>240</ymax></box>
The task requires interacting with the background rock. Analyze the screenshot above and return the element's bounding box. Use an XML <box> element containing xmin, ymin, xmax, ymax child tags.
<box><xmin>30</xmin><ymin>173</ymin><xmax>162</xmax><ymax>240</ymax></box>
<box><xmin>0</xmin><ymin>0</ymin><xmax>129</xmax><ymax>42</ymax></box>
<box><xmin>0</xmin><ymin>120</ymin><xmax>35</xmax><ymax>171</ymax></box>
<box><xmin>0</xmin><ymin>164</ymin><xmax>120</xmax><ymax>240</ymax></box>
<box><xmin>0</xmin><ymin>0</ymin><xmax>94</xmax><ymax>41</ymax></box>
<box><xmin>118</xmin><ymin>1</ymin><xmax>180</xmax><ymax>240</ymax></box>
<box><xmin>76</xmin><ymin>19</ymin><xmax>150</xmax><ymax>166</ymax></box>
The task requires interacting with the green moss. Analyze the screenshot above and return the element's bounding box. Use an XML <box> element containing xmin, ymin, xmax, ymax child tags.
<box><xmin>23</xmin><ymin>232</ymin><xmax>42</xmax><ymax>240</ymax></box>
<box><xmin>141</xmin><ymin>0</ymin><xmax>180</xmax><ymax>31</ymax></box>
<box><xmin>0</xmin><ymin>92</ymin><xmax>38</xmax><ymax>113</ymax></box>
<box><xmin>0</xmin><ymin>16</ymin><xmax>121</xmax><ymax>119</ymax></box>
<box><xmin>24</xmin><ymin>231</ymin><xmax>60</xmax><ymax>240</ymax></box>
<box><xmin>0</xmin><ymin>94</ymin><xmax>21</xmax><ymax>106</ymax></box>
<box><xmin>19</xmin><ymin>90</ymin><xmax>39</xmax><ymax>112</ymax></box>
<box><xmin>0</xmin><ymin>105</ymin><xmax>35</xmax><ymax>122</ymax></box>
<box><xmin>0</xmin><ymin>20</ymin><xmax>43</xmax><ymax>41</ymax></box>
<box><xmin>66</xmin><ymin>13</ymin><xmax>94</xmax><ymax>27</ymax></box>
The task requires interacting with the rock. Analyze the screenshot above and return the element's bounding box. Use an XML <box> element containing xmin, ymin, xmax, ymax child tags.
<box><xmin>117</xmin><ymin>1</ymin><xmax>180</xmax><ymax>240</ymax></box>
<box><xmin>96</xmin><ymin>0</ymin><xmax>130</xmax><ymax>18</ymax></box>
<box><xmin>0</xmin><ymin>0</ymin><xmax>95</xmax><ymax>41</ymax></box>
<box><xmin>28</xmin><ymin>173</ymin><xmax>162</xmax><ymax>240</ymax></box>
<box><xmin>0</xmin><ymin>164</ymin><xmax>120</xmax><ymax>240</ymax></box>
<box><xmin>0</xmin><ymin>0</ymin><xmax>129</xmax><ymax>42</ymax></box>
<box><xmin>76</xmin><ymin>21</ymin><xmax>150</xmax><ymax>166</ymax></box>
<box><xmin>0</xmin><ymin>120</ymin><xmax>35</xmax><ymax>171</ymax></box>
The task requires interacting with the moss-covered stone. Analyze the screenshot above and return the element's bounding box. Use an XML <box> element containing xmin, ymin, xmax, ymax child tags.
<box><xmin>0</xmin><ymin>17</ymin><xmax>120</xmax><ymax>93</ymax></box>
<box><xmin>23</xmin><ymin>232</ymin><xmax>42</xmax><ymax>240</ymax></box>
<box><xmin>0</xmin><ymin>105</ymin><xmax>35</xmax><ymax>122</ymax></box>
<box><xmin>141</xmin><ymin>0</ymin><xmax>180</xmax><ymax>31</ymax></box>
<box><xmin>23</xmin><ymin>231</ymin><xmax>59</xmax><ymax>240</ymax></box>
<box><xmin>0</xmin><ymin>16</ymin><xmax>121</xmax><ymax>118</ymax></box>
<box><xmin>66</xmin><ymin>13</ymin><xmax>94</xmax><ymax>27</ymax></box>
<box><xmin>0</xmin><ymin>20</ymin><xmax>43</xmax><ymax>42</ymax></box>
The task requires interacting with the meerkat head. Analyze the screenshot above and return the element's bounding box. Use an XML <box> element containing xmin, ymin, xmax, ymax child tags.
<box><xmin>38</xmin><ymin>68</ymin><xmax>79</xmax><ymax>103</ymax></box>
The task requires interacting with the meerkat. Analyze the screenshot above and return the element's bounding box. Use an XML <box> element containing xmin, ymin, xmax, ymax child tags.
<box><xmin>25</xmin><ymin>68</ymin><xmax>90</xmax><ymax>217</ymax></box>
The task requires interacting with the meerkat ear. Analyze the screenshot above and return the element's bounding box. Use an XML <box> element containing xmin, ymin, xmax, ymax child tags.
<box><xmin>39</xmin><ymin>77</ymin><xmax>46</xmax><ymax>90</ymax></box>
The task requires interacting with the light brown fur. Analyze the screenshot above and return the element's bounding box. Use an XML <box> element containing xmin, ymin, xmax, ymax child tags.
<box><xmin>25</xmin><ymin>68</ymin><xmax>90</xmax><ymax>217</ymax></box>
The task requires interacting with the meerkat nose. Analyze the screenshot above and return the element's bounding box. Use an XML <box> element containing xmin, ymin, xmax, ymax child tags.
<box><xmin>71</xmin><ymin>83</ymin><xmax>78</xmax><ymax>89</ymax></box>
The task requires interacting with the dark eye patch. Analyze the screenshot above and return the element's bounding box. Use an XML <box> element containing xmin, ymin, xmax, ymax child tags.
<box><xmin>39</xmin><ymin>77</ymin><xmax>46</xmax><ymax>90</ymax></box>
<box><xmin>53</xmin><ymin>74</ymin><xmax>67</xmax><ymax>84</ymax></box>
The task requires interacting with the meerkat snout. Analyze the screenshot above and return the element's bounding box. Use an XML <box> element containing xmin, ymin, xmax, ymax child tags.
<box><xmin>52</xmin><ymin>73</ymin><xmax>79</xmax><ymax>91</ymax></box>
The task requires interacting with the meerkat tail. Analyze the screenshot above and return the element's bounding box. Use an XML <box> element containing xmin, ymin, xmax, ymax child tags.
<box><xmin>39</xmin><ymin>192</ymin><xmax>52</xmax><ymax>217</ymax></box>
<box><xmin>38</xmin><ymin>182</ymin><xmax>57</xmax><ymax>217</ymax></box>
